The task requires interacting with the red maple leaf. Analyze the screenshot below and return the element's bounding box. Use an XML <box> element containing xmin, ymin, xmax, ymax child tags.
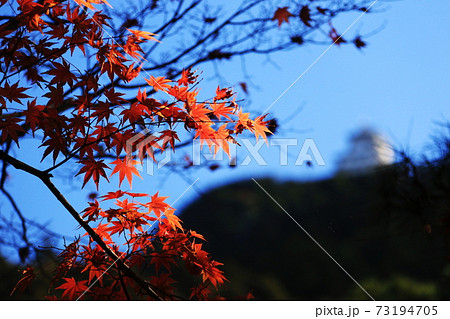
<box><xmin>43</xmin><ymin>84</ymin><xmax>64</xmax><ymax>109</ymax></box>
<box><xmin>0</xmin><ymin>82</ymin><xmax>30</xmax><ymax>107</ymax></box>
<box><xmin>82</xmin><ymin>200</ymin><xmax>101</xmax><ymax>222</ymax></box>
<box><xmin>120</xmin><ymin>102</ymin><xmax>148</xmax><ymax>125</ymax></box>
<box><xmin>80</xmin><ymin>245</ymin><xmax>108</xmax><ymax>285</ymax></box>
<box><xmin>104</xmin><ymin>87</ymin><xmax>127</xmax><ymax>105</ymax></box>
<box><xmin>214</xmin><ymin>86</ymin><xmax>233</xmax><ymax>101</ymax></box>
<box><xmin>0</xmin><ymin>118</ymin><xmax>25</xmax><ymax>147</ymax></box>
<box><xmin>159</xmin><ymin>129</ymin><xmax>180</xmax><ymax>151</ymax></box>
<box><xmin>40</xmin><ymin>134</ymin><xmax>69</xmax><ymax>163</ymax></box>
<box><xmin>127</xmin><ymin>28</ymin><xmax>160</xmax><ymax>42</ymax></box>
<box><xmin>149</xmin><ymin>272</ymin><xmax>176</xmax><ymax>295</ymax></box>
<box><xmin>272</xmin><ymin>7</ymin><xmax>293</xmax><ymax>27</ymax></box>
<box><xmin>48</xmin><ymin>22</ymin><xmax>69</xmax><ymax>39</ymax></box>
<box><xmin>100</xmin><ymin>190</ymin><xmax>127</xmax><ymax>201</ymax></box>
<box><xmin>89</xmin><ymin>223</ymin><xmax>113</xmax><ymax>243</ymax></box>
<box><xmin>177</xmin><ymin>68</ymin><xmax>197</xmax><ymax>86</ymax></box>
<box><xmin>56</xmin><ymin>277</ymin><xmax>89</xmax><ymax>300</ymax></box>
<box><xmin>76</xmin><ymin>158</ymin><xmax>110</xmax><ymax>189</ymax></box>
<box><xmin>44</xmin><ymin>60</ymin><xmax>78</xmax><ymax>87</ymax></box>
<box><xmin>91</xmin><ymin>101</ymin><xmax>114</xmax><ymax>123</ymax></box>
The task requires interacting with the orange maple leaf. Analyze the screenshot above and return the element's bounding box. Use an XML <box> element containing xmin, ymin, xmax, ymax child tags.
<box><xmin>194</xmin><ymin>122</ymin><xmax>216</xmax><ymax>150</ymax></box>
<box><xmin>189</xmin><ymin>230</ymin><xmax>206</xmax><ymax>241</ymax></box>
<box><xmin>167</xmin><ymin>85</ymin><xmax>189</xmax><ymax>101</ymax></box>
<box><xmin>100</xmin><ymin>190</ymin><xmax>127</xmax><ymax>201</ymax></box>
<box><xmin>202</xmin><ymin>260</ymin><xmax>226</xmax><ymax>288</ymax></box>
<box><xmin>236</xmin><ymin>108</ymin><xmax>251</xmax><ymax>130</ymax></box>
<box><xmin>127</xmin><ymin>29</ymin><xmax>160</xmax><ymax>42</ymax></box>
<box><xmin>73</xmin><ymin>0</ymin><xmax>112</xmax><ymax>11</ymax></box>
<box><xmin>147</xmin><ymin>192</ymin><xmax>169</xmax><ymax>218</ymax></box>
<box><xmin>210</xmin><ymin>102</ymin><xmax>234</xmax><ymax>120</ymax></box>
<box><xmin>145</xmin><ymin>76</ymin><xmax>172</xmax><ymax>92</ymax></box>
<box><xmin>250</xmin><ymin>114</ymin><xmax>272</xmax><ymax>142</ymax></box>
<box><xmin>110</xmin><ymin>157</ymin><xmax>142</xmax><ymax>188</ymax></box>
<box><xmin>212</xmin><ymin>124</ymin><xmax>231</xmax><ymax>156</ymax></box>
<box><xmin>163</xmin><ymin>207</ymin><xmax>183</xmax><ymax>230</ymax></box>
<box><xmin>272</xmin><ymin>7</ymin><xmax>293</xmax><ymax>27</ymax></box>
<box><xmin>189</xmin><ymin>102</ymin><xmax>211</xmax><ymax>122</ymax></box>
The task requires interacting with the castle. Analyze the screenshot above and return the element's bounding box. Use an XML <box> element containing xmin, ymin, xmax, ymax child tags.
<box><xmin>337</xmin><ymin>128</ymin><xmax>395</xmax><ymax>174</ymax></box>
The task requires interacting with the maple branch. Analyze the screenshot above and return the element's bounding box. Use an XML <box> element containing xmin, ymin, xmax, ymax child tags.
<box><xmin>0</xmin><ymin>184</ymin><xmax>29</xmax><ymax>245</ymax></box>
<box><xmin>117</xmin><ymin>266</ymin><xmax>131</xmax><ymax>300</ymax></box>
<box><xmin>42</xmin><ymin>179</ymin><xmax>163</xmax><ymax>300</ymax></box>
<box><xmin>143</xmin><ymin>0</ymin><xmax>201</xmax><ymax>58</ymax></box>
<box><xmin>0</xmin><ymin>143</ymin><xmax>29</xmax><ymax>246</ymax></box>
<box><xmin>0</xmin><ymin>150</ymin><xmax>163</xmax><ymax>300</ymax></box>
<box><xmin>108</xmin><ymin>0</ymin><xmax>375</xmax><ymax>92</ymax></box>
<box><xmin>0</xmin><ymin>150</ymin><xmax>51</xmax><ymax>180</ymax></box>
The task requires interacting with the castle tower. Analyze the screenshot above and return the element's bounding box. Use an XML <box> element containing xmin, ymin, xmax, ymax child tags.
<box><xmin>337</xmin><ymin>128</ymin><xmax>395</xmax><ymax>174</ymax></box>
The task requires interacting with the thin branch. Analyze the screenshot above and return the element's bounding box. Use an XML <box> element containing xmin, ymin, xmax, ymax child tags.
<box><xmin>0</xmin><ymin>150</ymin><xmax>163</xmax><ymax>300</ymax></box>
<box><xmin>0</xmin><ymin>144</ymin><xmax>30</xmax><ymax>246</ymax></box>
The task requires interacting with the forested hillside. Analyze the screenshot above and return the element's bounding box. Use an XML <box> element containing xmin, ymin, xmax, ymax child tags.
<box><xmin>181</xmin><ymin>162</ymin><xmax>450</xmax><ymax>300</ymax></box>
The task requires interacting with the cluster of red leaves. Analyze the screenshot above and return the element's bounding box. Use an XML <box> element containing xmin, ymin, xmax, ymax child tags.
<box><xmin>1</xmin><ymin>1</ymin><xmax>271</xmax><ymax>188</ymax></box>
<box><xmin>47</xmin><ymin>191</ymin><xmax>226</xmax><ymax>300</ymax></box>
<box><xmin>1</xmin><ymin>0</ymin><xmax>270</xmax><ymax>300</ymax></box>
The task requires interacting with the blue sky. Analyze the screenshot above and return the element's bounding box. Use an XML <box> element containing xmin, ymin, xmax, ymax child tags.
<box><xmin>2</xmin><ymin>0</ymin><xmax>450</xmax><ymax>261</ymax></box>
<box><xmin>166</xmin><ymin>0</ymin><xmax>450</xmax><ymax>197</ymax></box>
